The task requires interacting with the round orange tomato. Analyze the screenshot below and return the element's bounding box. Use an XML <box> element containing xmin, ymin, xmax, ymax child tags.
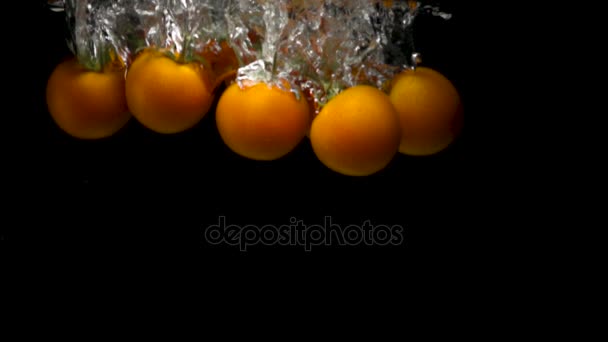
<box><xmin>389</xmin><ymin>67</ymin><xmax>463</xmax><ymax>156</ymax></box>
<box><xmin>46</xmin><ymin>57</ymin><xmax>131</xmax><ymax>139</ymax></box>
<box><xmin>215</xmin><ymin>81</ymin><xmax>311</xmax><ymax>161</ymax></box>
<box><xmin>310</xmin><ymin>85</ymin><xmax>401</xmax><ymax>176</ymax></box>
<box><xmin>125</xmin><ymin>50</ymin><xmax>214</xmax><ymax>134</ymax></box>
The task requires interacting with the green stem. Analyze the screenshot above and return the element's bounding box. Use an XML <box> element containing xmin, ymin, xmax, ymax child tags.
<box><xmin>270</xmin><ymin>49</ymin><xmax>278</xmax><ymax>83</ymax></box>
<box><xmin>179</xmin><ymin>34</ymin><xmax>193</xmax><ymax>64</ymax></box>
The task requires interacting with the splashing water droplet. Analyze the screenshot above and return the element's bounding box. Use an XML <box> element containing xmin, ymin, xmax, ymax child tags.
<box><xmin>410</xmin><ymin>52</ymin><xmax>422</xmax><ymax>70</ymax></box>
<box><xmin>421</xmin><ymin>5</ymin><xmax>452</xmax><ymax>20</ymax></box>
<box><xmin>48</xmin><ymin>0</ymin><xmax>65</xmax><ymax>12</ymax></box>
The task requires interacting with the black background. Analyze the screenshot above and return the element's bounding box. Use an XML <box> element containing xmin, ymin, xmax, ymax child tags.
<box><xmin>3</xmin><ymin>1</ymin><xmax>484</xmax><ymax>280</ymax></box>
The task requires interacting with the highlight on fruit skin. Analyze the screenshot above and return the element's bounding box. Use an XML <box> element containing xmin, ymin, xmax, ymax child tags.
<box><xmin>389</xmin><ymin>66</ymin><xmax>463</xmax><ymax>156</ymax></box>
<box><xmin>310</xmin><ymin>85</ymin><xmax>402</xmax><ymax>177</ymax></box>
<box><xmin>125</xmin><ymin>49</ymin><xmax>214</xmax><ymax>134</ymax></box>
<box><xmin>46</xmin><ymin>56</ymin><xmax>131</xmax><ymax>140</ymax></box>
<box><xmin>215</xmin><ymin>81</ymin><xmax>311</xmax><ymax>161</ymax></box>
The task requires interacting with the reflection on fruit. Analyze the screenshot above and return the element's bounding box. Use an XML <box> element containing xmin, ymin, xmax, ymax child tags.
<box><xmin>310</xmin><ymin>85</ymin><xmax>401</xmax><ymax>176</ymax></box>
<box><xmin>46</xmin><ymin>57</ymin><xmax>131</xmax><ymax>139</ymax></box>
<box><xmin>125</xmin><ymin>50</ymin><xmax>214</xmax><ymax>134</ymax></box>
<box><xmin>389</xmin><ymin>66</ymin><xmax>463</xmax><ymax>156</ymax></box>
<box><xmin>216</xmin><ymin>81</ymin><xmax>311</xmax><ymax>161</ymax></box>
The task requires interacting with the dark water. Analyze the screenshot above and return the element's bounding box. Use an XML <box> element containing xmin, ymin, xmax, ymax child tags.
<box><xmin>3</xmin><ymin>2</ymin><xmax>486</xmax><ymax>290</ymax></box>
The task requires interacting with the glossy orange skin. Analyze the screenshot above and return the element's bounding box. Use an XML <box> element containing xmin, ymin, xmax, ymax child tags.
<box><xmin>125</xmin><ymin>50</ymin><xmax>213</xmax><ymax>134</ymax></box>
<box><xmin>310</xmin><ymin>85</ymin><xmax>401</xmax><ymax>176</ymax></box>
<box><xmin>216</xmin><ymin>82</ymin><xmax>311</xmax><ymax>161</ymax></box>
<box><xmin>46</xmin><ymin>57</ymin><xmax>131</xmax><ymax>139</ymax></box>
<box><xmin>389</xmin><ymin>67</ymin><xmax>463</xmax><ymax>156</ymax></box>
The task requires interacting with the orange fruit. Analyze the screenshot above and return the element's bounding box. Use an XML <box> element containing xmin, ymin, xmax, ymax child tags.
<box><xmin>199</xmin><ymin>40</ymin><xmax>239</xmax><ymax>89</ymax></box>
<box><xmin>310</xmin><ymin>85</ymin><xmax>401</xmax><ymax>176</ymax></box>
<box><xmin>125</xmin><ymin>50</ymin><xmax>214</xmax><ymax>134</ymax></box>
<box><xmin>46</xmin><ymin>57</ymin><xmax>131</xmax><ymax>139</ymax></box>
<box><xmin>216</xmin><ymin>81</ymin><xmax>311</xmax><ymax>161</ymax></box>
<box><xmin>389</xmin><ymin>67</ymin><xmax>463</xmax><ymax>156</ymax></box>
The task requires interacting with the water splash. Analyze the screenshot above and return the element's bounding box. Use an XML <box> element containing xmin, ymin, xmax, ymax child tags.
<box><xmin>63</xmin><ymin>0</ymin><xmax>123</xmax><ymax>71</ymax></box>
<box><xmin>420</xmin><ymin>4</ymin><xmax>452</xmax><ymax>20</ymax></box>
<box><xmin>51</xmin><ymin>0</ymin><xmax>452</xmax><ymax>96</ymax></box>
<box><xmin>47</xmin><ymin>0</ymin><xmax>65</xmax><ymax>12</ymax></box>
<box><xmin>60</xmin><ymin>0</ymin><xmax>229</xmax><ymax>70</ymax></box>
<box><xmin>225</xmin><ymin>0</ymin><xmax>299</xmax><ymax>96</ymax></box>
<box><xmin>282</xmin><ymin>0</ymin><xmax>423</xmax><ymax>112</ymax></box>
<box><xmin>157</xmin><ymin>0</ymin><xmax>226</xmax><ymax>62</ymax></box>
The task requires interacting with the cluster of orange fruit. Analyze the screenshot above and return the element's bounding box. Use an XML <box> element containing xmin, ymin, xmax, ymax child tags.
<box><xmin>46</xmin><ymin>34</ymin><xmax>462</xmax><ymax>178</ymax></box>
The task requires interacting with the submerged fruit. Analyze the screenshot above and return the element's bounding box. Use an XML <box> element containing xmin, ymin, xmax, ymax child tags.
<box><xmin>310</xmin><ymin>85</ymin><xmax>401</xmax><ymax>176</ymax></box>
<box><xmin>216</xmin><ymin>81</ymin><xmax>311</xmax><ymax>161</ymax></box>
<box><xmin>125</xmin><ymin>50</ymin><xmax>214</xmax><ymax>134</ymax></box>
<box><xmin>46</xmin><ymin>57</ymin><xmax>131</xmax><ymax>139</ymax></box>
<box><xmin>199</xmin><ymin>40</ymin><xmax>239</xmax><ymax>89</ymax></box>
<box><xmin>389</xmin><ymin>66</ymin><xmax>463</xmax><ymax>156</ymax></box>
